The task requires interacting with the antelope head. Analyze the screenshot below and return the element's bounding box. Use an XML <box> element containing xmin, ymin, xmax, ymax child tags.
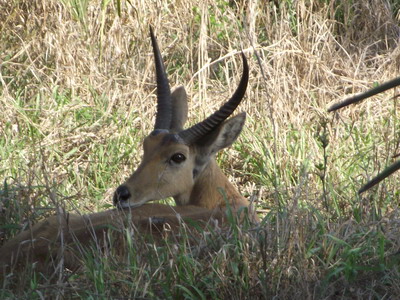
<box><xmin>113</xmin><ymin>28</ymin><xmax>249</xmax><ymax>209</ymax></box>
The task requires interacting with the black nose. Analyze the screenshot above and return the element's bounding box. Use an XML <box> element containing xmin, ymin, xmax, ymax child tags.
<box><xmin>113</xmin><ymin>185</ymin><xmax>131</xmax><ymax>206</ymax></box>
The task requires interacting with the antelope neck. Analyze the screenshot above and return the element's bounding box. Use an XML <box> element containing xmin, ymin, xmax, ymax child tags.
<box><xmin>174</xmin><ymin>158</ymin><xmax>247</xmax><ymax>209</ymax></box>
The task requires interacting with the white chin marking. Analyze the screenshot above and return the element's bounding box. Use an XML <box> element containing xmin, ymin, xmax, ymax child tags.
<box><xmin>120</xmin><ymin>201</ymin><xmax>146</xmax><ymax>209</ymax></box>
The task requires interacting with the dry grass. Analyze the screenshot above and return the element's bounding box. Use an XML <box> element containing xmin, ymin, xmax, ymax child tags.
<box><xmin>1</xmin><ymin>0</ymin><xmax>400</xmax><ymax>298</ymax></box>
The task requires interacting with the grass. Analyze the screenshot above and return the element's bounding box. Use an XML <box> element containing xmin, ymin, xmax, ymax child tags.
<box><xmin>1</xmin><ymin>0</ymin><xmax>400</xmax><ymax>298</ymax></box>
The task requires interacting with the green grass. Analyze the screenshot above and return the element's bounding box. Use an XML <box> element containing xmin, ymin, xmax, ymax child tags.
<box><xmin>1</xmin><ymin>0</ymin><xmax>400</xmax><ymax>298</ymax></box>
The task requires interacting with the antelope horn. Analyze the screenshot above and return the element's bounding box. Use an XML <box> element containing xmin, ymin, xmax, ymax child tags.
<box><xmin>179</xmin><ymin>53</ymin><xmax>249</xmax><ymax>144</ymax></box>
<box><xmin>150</xmin><ymin>26</ymin><xmax>172</xmax><ymax>130</ymax></box>
<box><xmin>328</xmin><ymin>77</ymin><xmax>400</xmax><ymax>112</ymax></box>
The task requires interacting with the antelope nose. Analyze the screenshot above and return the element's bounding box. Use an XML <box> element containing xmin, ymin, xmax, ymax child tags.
<box><xmin>113</xmin><ymin>185</ymin><xmax>131</xmax><ymax>206</ymax></box>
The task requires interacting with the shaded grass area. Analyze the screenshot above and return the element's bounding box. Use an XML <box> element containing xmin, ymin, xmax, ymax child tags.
<box><xmin>2</xmin><ymin>205</ymin><xmax>400</xmax><ymax>299</ymax></box>
<box><xmin>1</xmin><ymin>0</ymin><xmax>400</xmax><ymax>298</ymax></box>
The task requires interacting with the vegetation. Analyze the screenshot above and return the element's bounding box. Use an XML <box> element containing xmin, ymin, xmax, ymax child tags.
<box><xmin>1</xmin><ymin>0</ymin><xmax>400</xmax><ymax>298</ymax></box>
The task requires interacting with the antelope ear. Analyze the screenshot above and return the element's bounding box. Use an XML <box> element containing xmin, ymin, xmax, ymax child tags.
<box><xmin>170</xmin><ymin>86</ymin><xmax>188</xmax><ymax>132</ymax></box>
<box><xmin>197</xmin><ymin>112</ymin><xmax>246</xmax><ymax>154</ymax></box>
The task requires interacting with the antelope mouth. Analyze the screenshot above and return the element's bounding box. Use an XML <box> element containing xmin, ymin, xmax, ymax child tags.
<box><xmin>116</xmin><ymin>201</ymin><xmax>146</xmax><ymax>209</ymax></box>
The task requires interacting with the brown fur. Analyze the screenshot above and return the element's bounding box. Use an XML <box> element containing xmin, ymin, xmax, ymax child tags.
<box><xmin>121</xmin><ymin>115</ymin><xmax>258</xmax><ymax>223</ymax></box>
<box><xmin>0</xmin><ymin>204</ymin><xmax>225</xmax><ymax>275</ymax></box>
<box><xmin>187</xmin><ymin>159</ymin><xmax>251</xmax><ymax>210</ymax></box>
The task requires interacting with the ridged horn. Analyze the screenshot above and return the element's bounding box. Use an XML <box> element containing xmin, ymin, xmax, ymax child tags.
<box><xmin>178</xmin><ymin>53</ymin><xmax>249</xmax><ymax>144</ymax></box>
<box><xmin>150</xmin><ymin>26</ymin><xmax>172</xmax><ymax>129</ymax></box>
<box><xmin>328</xmin><ymin>77</ymin><xmax>400</xmax><ymax>112</ymax></box>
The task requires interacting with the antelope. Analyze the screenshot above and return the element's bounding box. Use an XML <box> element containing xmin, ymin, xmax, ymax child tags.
<box><xmin>329</xmin><ymin>76</ymin><xmax>400</xmax><ymax>193</ymax></box>
<box><xmin>0</xmin><ymin>28</ymin><xmax>258</xmax><ymax>275</ymax></box>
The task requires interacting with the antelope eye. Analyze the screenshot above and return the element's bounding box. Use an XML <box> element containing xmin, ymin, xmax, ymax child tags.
<box><xmin>170</xmin><ymin>153</ymin><xmax>186</xmax><ymax>164</ymax></box>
